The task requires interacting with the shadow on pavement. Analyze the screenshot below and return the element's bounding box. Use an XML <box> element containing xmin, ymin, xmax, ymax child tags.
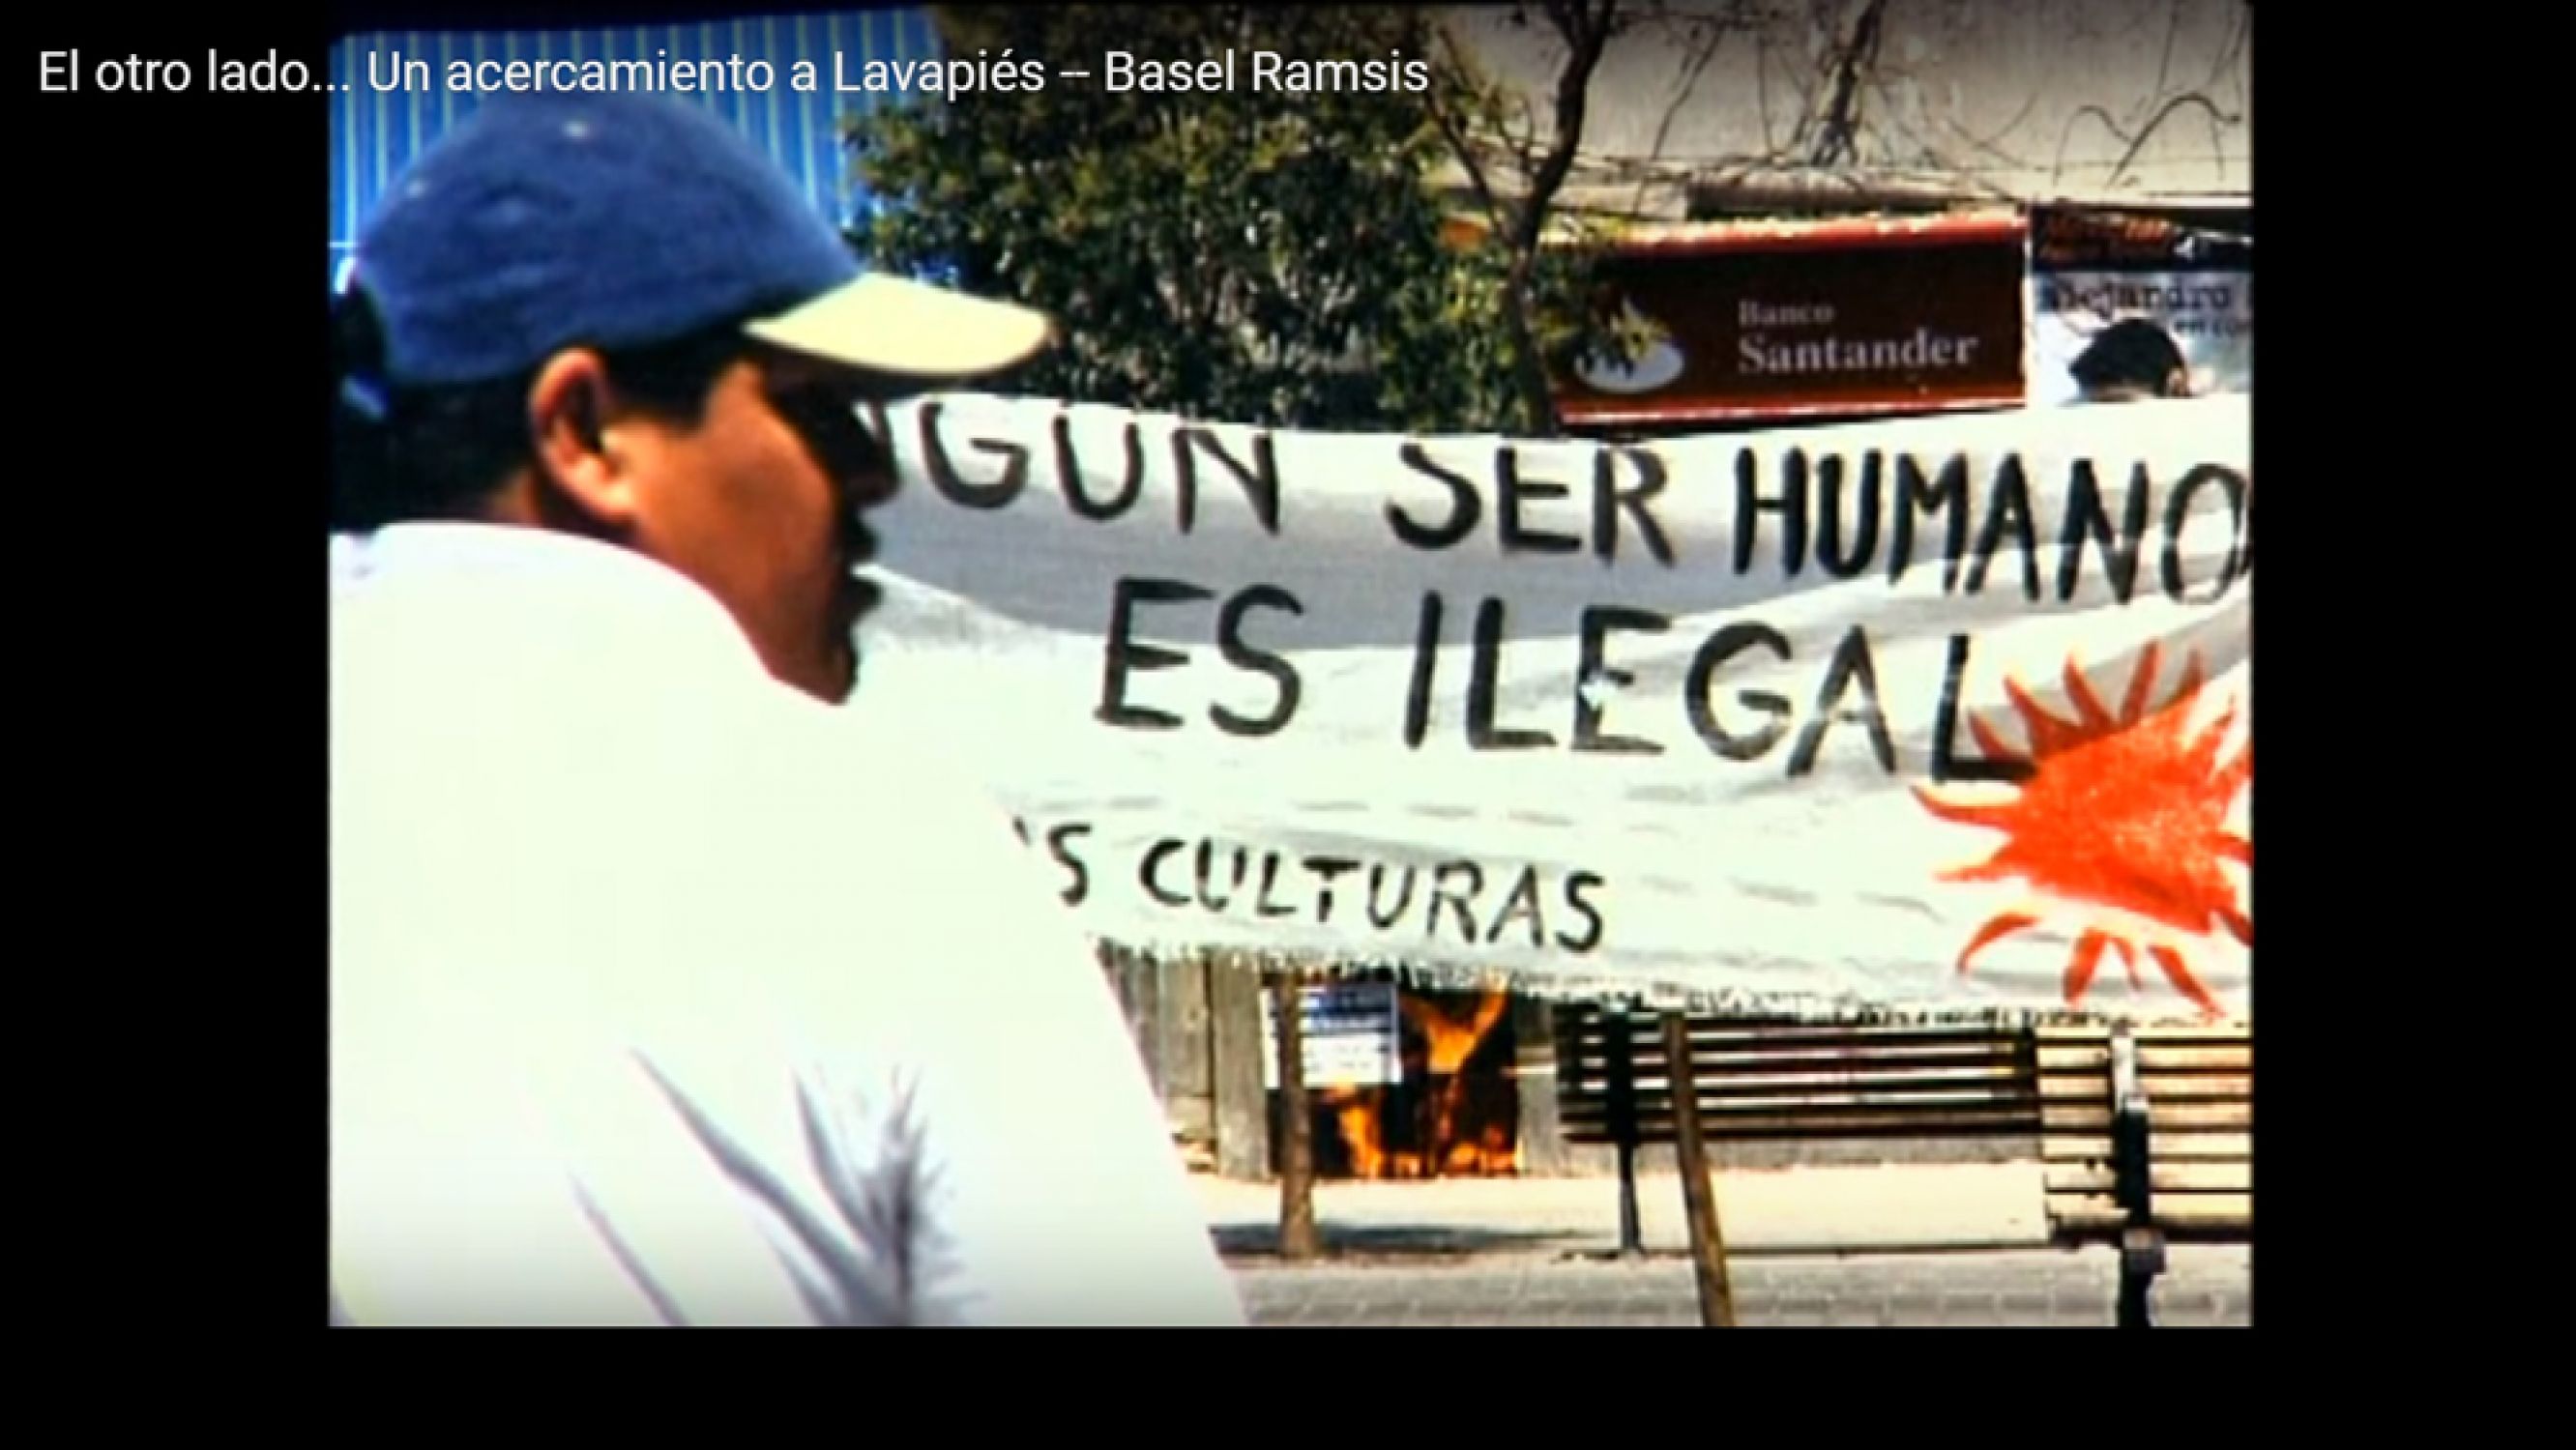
<box><xmin>1213</xmin><ymin>1222</ymin><xmax>1585</xmax><ymax>1261</ymax></box>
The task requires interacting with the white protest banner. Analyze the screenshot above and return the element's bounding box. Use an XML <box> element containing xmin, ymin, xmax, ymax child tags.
<box><xmin>851</xmin><ymin>394</ymin><xmax>2250</xmax><ymax>1026</ymax></box>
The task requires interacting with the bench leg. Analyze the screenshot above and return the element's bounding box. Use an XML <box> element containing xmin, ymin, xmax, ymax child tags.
<box><xmin>2117</xmin><ymin>1262</ymin><xmax>2152</xmax><ymax>1327</ymax></box>
<box><xmin>2108</xmin><ymin>1028</ymin><xmax>2163</xmax><ymax>1328</ymax></box>
<box><xmin>1604</xmin><ymin>1005</ymin><xmax>1644</xmax><ymax>1259</ymax></box>
<box><xmin>2118</xmin><ymin>1228</ymin><xmax>2166</xmax><ymax>1328</ymax></box>
<box><xmin>1616</xmin><ymin>1140</ymin><xmax>1644</xmax><ymax>1259</ymax></box>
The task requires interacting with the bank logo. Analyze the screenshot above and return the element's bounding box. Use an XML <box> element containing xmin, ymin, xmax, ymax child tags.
<box><xmin>1576</xmin><ymin>304</ymin><xmax>1684</xmax><ymax>394</ymax></box>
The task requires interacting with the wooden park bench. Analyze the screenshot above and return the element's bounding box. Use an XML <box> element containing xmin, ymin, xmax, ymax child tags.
<box><xmin>1552</xmin><ymin>1003</ymin><xmax>2250</xmax><ymax>1326</ymax></box>
<box><xmin>2034</xmin><ymin>1021</ymin><xmax>2252</xmax><ymax>1324</ymax></box>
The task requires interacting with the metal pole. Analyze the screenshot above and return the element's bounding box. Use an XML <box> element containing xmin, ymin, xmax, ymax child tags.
<box><xmin>1604</xmin><ymin>1003</ymin><xmax>1643</xmax><ymax>1258</ymax></box>
<box><xmin>2111</xmin><ymin>1023</ymin><xmax>2163</xmax><ymax>1328</ymax></box>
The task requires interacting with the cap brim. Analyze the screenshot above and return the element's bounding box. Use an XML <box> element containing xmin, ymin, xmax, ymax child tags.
<box><xmin>742</xmin><ymin>274</ymin><xmax>1054</xmax><ymax>380</ymax></box>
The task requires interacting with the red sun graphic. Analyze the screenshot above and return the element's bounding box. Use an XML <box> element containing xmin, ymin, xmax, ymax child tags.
<box><xmin>1913</xmin><ymin>643</ymin><xmax>2249</xmax><ymax>1017</ymax></box>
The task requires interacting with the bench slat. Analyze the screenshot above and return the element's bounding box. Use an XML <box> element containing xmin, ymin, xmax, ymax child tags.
<box><xmin>1565</xmin><ymin>1096</ymin><xmax>2040</xmax><ymax>1114</ymax></box>
<box><xmin>2041</xmin><ymin>1131</ymin><xmax>2252</xmax><ymax>1162</ymax></box>
<box><xmin>2047</xmin><ymin>1192</ymin><xmax>2252</xmax><ymax>1235</ymax></box>
<box><xmin>2039</xmin><ymin>1101</ymin><xmax>2251</xmax><ymax>1131</ymax></box>
<box><xmin>1563</xmin><ymin>1022</ymin><xmax>2022</xmax><ymax>1045</ymax></box>
<box><xmin>2036</xmin><ymin>1044</ymin><xmax>2252</xmax><ymax>1072</ymax></box>
<box><xmin>1563</xmin><ymin>1084</ymin><xmax>2038</xmax><ymax>1107</ymax></box>
<box><xmin>1560</xmin><ymin>1110</ymin><xmax>2038</xmax><ymax>1143</ymax></box>
<box><xmin>1562</xmin><ymin>1067</ymin><xmax>2034</xmax><ymax>1095</ymax></box>
<box><xmin>2034</xmin><ymin>1025</ymin><xmax>2251</xmax><ymax>1044</ymax></box>
<box><xmin>1565</xmin><ymin>1105</ymin><xmax>2038</xmax><ymax>1128</ymax></box>
<box><xmin>1564</xmin><ymin>1049</ymin><xmax>2028</xmax><ymax>1077</ymax></box>
<box><xmin>1559</xmin><ymin>1041</ymin><xmax>2026</xmax><ymax>1064</ymax></box>
<box><xmin>1565</xmin><ymin>1094</ymin><xmax>2039</xmax><ymax>1116</ymax></box>
<box><xmin>1560</xmin><ymin>1057</ymin><xmax>2029</xmax><ymax>1083</ymax></box>
<box><xmin>2044</xmin><ymin>1162</ymin><xmax>2252</xmax><ymax>1192</ymax></box>
<box><xmin>1556</xmin><ymin>1056</ymin><xmax>2019</xmax><ymax>1076</ymax></box>
<box><xmin>2036</xmin><ymin>1073</ymin><xmax>2252</xmax><ymax>1102</ymax></box>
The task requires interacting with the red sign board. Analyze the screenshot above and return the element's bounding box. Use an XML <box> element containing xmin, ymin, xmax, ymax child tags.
<box><xmin>1554</xmin><ymin>213</ymin><xmax>2029</xmax><ymax>430</ymax></box>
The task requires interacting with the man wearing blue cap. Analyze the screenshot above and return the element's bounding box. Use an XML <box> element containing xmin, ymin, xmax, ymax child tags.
<box><xmin>329</xmin><ymin>92</ymin><xmax>1245</xmax><ymax>1326</ymax></box>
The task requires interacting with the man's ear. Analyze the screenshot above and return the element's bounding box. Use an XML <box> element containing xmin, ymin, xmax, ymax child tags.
<box><xmin>526</xmin><ymin>350</ymin><xmax>641</xmax><ymax>530</ymax></box>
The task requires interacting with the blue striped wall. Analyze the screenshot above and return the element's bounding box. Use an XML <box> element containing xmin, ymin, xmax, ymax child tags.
<box><xmin>328</xmin><ymin>9</ymin><xmax>939</xmax><ymax>287</ymax></box>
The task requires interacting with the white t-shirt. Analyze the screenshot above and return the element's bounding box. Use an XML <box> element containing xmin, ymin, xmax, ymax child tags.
<box><xmin>329</xmin><ymin>524</ymin><xmax>1245</xmax><ymax>1326</ymax></box>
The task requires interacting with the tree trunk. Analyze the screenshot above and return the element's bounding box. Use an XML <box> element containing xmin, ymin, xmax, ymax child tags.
<box><xmin>1504</xmin><ymin>253</ymin><xmax>1560</xmax><ymax>437</ymax></box>
<box><xmin>1210</xmin><ymin>952</ymin><xmax>1272</xmax><ymax>1179</ymax></box>
<box><xmin>1271</xmin><ymin>970</ymin><xmax>1321</xmax><ymax>1260</ymax></box>
<box><xmin>1512</xmin><ymin>994</ymin><xmax>1575</xmax><ymax>1174</ymax></box>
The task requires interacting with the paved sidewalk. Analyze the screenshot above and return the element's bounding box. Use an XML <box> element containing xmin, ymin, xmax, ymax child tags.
<box><xmin>1194</xmin><ymin>1166</ymin><xmax>2249</xmax><ymax>1325</ymax></box>
<box><xmin>1195</xmin><ymin>1162</ymin><xmax>2055</xmax><ymax>1260</ymax></box>
<box><xmin>1231</xmin><ymin>1247</ymin><xmax>2251</xmax><ymax>1326</ymax></box>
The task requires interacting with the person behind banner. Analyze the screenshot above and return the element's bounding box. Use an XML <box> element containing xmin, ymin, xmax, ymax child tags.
<box><xmin>328</xmin><ymin>91</ymin><xmax>1244</xmax><ymax>1327</ymax></box>
<box><xmin>2069</xmin><ymin>316</ymin><xmax>2191</xmax><ymax>403</ymax></box>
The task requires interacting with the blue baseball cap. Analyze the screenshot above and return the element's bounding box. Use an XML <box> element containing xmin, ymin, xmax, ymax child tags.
<box><xmin>345</xmin><ymin>91</ymin><xmax>1051</xmax><ymax>388</ymax></box>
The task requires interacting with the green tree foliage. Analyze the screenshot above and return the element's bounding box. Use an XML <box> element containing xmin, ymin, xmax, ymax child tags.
<box><xmin>847</xmin><ymin>5</ymin><xmax>1624</xmax><ymax>435</ymax></box>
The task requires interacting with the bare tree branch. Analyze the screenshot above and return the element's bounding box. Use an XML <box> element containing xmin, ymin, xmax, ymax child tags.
<box><xmin>2151</xmin><ymin>0</ymin><xmax>2182</xmax><ymax>116</ymax></box>
<box><xmin>2105</xmin><ymin>92</ymin><xmax>2242</xmax><ymax>188</ymax></box>
<box><xmin>1629</xmin><ymin>7</ymin><xmax>1731</xmax><ymax>217</ymax></box>
<box><xmin>1810</xmin><ymin>0</ymin><xmax>1890</xmax><ymax>167</ymax></box>
<box><xmin>1940</xmin><ymin>86</ymin><xmax>2045</xmax><ymax>168</ymax></box>
<box><xmin>1426</xmin><ymin>23</ymin><xmax>1512</xmax><ymax>239</ymax></box>
<box><xmin>1505</xmin><ymin>88</ymin><xmax>1543</xmax><ymax>180</ymax></box>
<box><xmin>1517</xmin><ymin>0</ymin><xmax>1619</xmax><ymax>251</ymax></box>
<box><xmin>2054</xmin><ymin>90</ymin><xmax>2243</xmax><ymax>190</ymax></box>
<box><xmin>1755</xmin><ymin>18</ymin><xmax>1778</xmax><ymax>151</ymax></box>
